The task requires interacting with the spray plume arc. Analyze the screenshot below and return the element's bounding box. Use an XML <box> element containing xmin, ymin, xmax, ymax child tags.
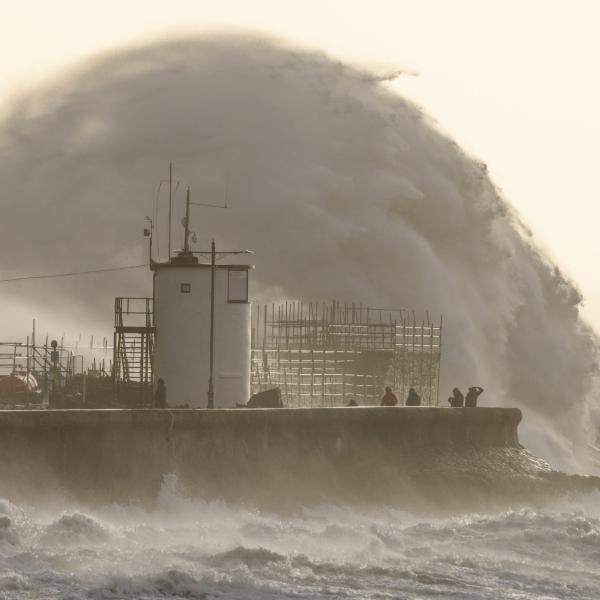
<box><xmin>0</xmin><ymin>35</ymin><xmax>597</xmax><ymax>471</ymax></box>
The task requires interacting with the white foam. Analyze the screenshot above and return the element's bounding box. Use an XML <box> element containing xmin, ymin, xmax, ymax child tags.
<box><xmin>1</xmin><ymin>490</ymin><xmax>599</xmax><ymax>599</ymax></box>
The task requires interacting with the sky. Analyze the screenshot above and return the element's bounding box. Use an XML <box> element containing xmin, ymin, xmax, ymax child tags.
<box><xmin>1</xmin><ymin>0</ymin><xmax>600</xmax><ymax>330</ymax></box>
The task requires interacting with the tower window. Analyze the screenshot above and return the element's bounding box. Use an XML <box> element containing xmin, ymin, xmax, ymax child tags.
<box><xmin>228</xmin><ymin>268</ymin><xmax>248</xmax><ymax>303</ymax></box>
<box><xmin>180</xmin><ymin>283</ymin><xmax>191</xmax><ymax>293</ymax></box>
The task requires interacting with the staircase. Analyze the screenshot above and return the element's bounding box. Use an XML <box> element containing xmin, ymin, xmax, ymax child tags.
<box><xmin>113</xmin><ymin>297</ymin><xmax>155</xmax><ymax>405</ymax></box>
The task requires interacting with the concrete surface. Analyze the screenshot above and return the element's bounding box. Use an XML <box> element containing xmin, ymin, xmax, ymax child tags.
<box><xmin>0</xmin><ymin>407</ymin><xmax>524</xmax><ymax>508</ymax></box>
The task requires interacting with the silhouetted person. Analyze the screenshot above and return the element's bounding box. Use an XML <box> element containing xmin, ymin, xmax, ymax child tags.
<box><xmin>154</xmin><ymin>378</ymin><xmax>167</xmax><ymax>408</ymax></box>
<box><xmin>448</xmin><ymin>387</ymin><xmax>464</xmax><ymax>408</ymax></box>
<box><xmin>346</xmin><ymin>398</ymin><xmax>358</xmax><ymax>407</ymax></box>
<box><xmin>405</xmin><ymin>387</ymin><xmax>421</xmax><ymax>406</ymax></box>
<box><xmin>465</xmin><ymin>386</ymin><xmax>484</xmax><ymax>408</ymax></box>
<box><xmin>381</xmin><ymin>386</ymin><xmax>398</xmax><ymax>406</ymax></box>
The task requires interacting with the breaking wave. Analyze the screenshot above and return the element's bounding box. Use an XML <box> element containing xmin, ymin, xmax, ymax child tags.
<box><xmin>0</xmin><ymin>34</ymin><xmax>598</xmax><ymax>471</ymax></box>
<box><xmin>0</xmin><ymin>487</ymin><xmax>600</xmax><ymax>599</ymax></box>
<box><xmin>41</xmin><ymin>513</ymin><xmax>110</xmax><ymax>545</ymax></box>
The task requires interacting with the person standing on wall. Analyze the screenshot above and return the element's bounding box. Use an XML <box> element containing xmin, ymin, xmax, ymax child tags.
<box><xmin>405</xmin><ymin>388</ymin><xmax>421</xmax><ymax>406</ymax></box>
<box><xmin>381</xmin><ymin>386</ymin><xmax>398</xmax><ymax>406</ymax></box>
<box><xmin>154</xmin><ymin>378</ymin><xmax>167</xmax><ymax>408</ymax></box>
<box><xmin>448</xmin><ymin>387</ymin><xmax>464</xmax><ymax>407</ymax></box>
<box><xmin>465</xmin><ymin>386</ymin><xmax>484</xmax><ymax>407</ymax></box>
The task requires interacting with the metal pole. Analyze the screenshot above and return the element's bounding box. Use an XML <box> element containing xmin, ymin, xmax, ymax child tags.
<box><xmin>26</xmin><ymin>336</ymin><xmax>30</xmax><ymax>404</ymax></box>
<box><xmin>207</xmin><ymin>239</ymin><xmax>216</xmax><ymax>409</ymax></box>
<box><xmin>436</xmin><ymin>315</ymin><xmax>443</xmax><ymax>406</ymax></box>
<box><xmin>168</xmin><ymin>162</ymin><xmax>173</xmax><ymax>260</ymax></box>
<box><xmin>184</xmin><ymin>187</ymin><xmax>191</xmax><ymax>253</ymax></box>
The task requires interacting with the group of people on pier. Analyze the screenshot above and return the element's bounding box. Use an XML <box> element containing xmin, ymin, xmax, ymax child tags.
<box><xmin>154</xmin><ymin>377</ymin><xmax>484</xmax><ymax>409</ymax></box>
<box><xmin>377</xmin><ymin>385</ymin><xmax>484</xmax><ymax>407</ymax></box>
<box><xmin>448</xmin><ymin>386</ymin><xmax>484</xmax><ymax>407</ymax></box>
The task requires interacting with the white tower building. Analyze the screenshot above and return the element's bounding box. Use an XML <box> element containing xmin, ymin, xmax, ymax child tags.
<box><xmin>152</xmin><ymin>249</ymin><xmax>252</xmax><ymax>409</ymax></box>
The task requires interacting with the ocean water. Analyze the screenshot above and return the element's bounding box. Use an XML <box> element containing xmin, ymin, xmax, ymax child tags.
<box><xmin>0</xmin><ymin>477</ymin><xmax>599</xmax><ymax>600</ymax></box>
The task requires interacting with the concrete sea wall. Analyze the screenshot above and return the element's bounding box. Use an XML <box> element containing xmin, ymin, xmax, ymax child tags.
<box><xmin>0</xmin><ymin>407</ymin><xmax>529</xmax><ymax>509</ymax></box>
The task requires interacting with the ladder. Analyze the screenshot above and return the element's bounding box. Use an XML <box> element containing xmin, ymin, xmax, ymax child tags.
<box><xmin>113</xmin><ymin>297</ymin><xmax>155</xmax><ymax>405</ymax></box>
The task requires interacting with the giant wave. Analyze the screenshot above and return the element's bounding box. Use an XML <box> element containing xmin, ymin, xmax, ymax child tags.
<box><xmin>0</xmin><ymin>35</ymin><xmax>598</xmax><ymax>471</ymax></box>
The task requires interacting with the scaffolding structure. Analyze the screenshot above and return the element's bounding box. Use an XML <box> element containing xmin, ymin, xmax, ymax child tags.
<box><xmin>112</xmin><ymin>297</ymin><xmax>155</xmax><ymax>405</ymax></box>
<box><xmin>251</xmin><ymin>300</ymin><xmax>442</xmax><ymax>407</ymax></box>
<box><xmin>0</xmin><ymin>339</ymin><xmax>84</xmax><ymax>405</ymax></box>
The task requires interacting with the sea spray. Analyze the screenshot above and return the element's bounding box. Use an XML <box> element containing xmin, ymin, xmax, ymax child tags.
<box><xmin>0</xmin><ymin>35</ymin><xmax>597</xmax><ymax>471</ymax></box>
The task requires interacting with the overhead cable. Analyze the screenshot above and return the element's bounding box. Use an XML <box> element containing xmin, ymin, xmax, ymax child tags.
<box><xmin>0</xmin><ymin>264</ymin><xmax>149</xmax><ymax>284</ymax></box>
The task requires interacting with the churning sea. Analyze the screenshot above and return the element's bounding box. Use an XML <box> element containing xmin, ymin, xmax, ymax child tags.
<box><xmin>0</xmin><ymin>476</ymin><xmax>598</xmax><ymax>600</ymax></box>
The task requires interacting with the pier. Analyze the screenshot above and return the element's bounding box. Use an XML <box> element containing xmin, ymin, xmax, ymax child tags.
<box><xmin>0</xmin><ymin>406</ymin><xmax>522</xmax><ymax>507</ymax></box>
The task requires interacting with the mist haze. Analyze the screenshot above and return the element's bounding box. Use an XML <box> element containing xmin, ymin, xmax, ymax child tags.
<box><xmin>0</xmin><ymin>34</ymin><xmax>598</xmax><ymax>471</ymax></box>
